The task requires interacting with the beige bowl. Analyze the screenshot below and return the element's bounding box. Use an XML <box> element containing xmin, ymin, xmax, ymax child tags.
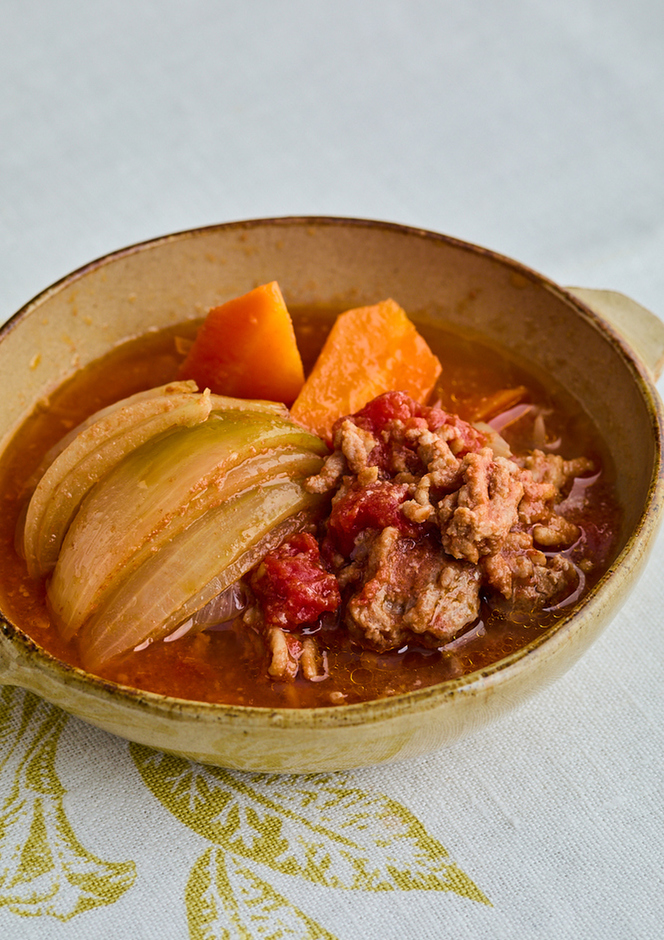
<box><xmin>1</xmin><ymin>217</ymin><xmax>663</xmax><ymax>772</ymax></box>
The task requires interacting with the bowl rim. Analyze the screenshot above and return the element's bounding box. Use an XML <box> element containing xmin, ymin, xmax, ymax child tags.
<box><xmin>2</xmin><ymin>215</ymin><xmax>663</xmax><ymax>730</ymax></box>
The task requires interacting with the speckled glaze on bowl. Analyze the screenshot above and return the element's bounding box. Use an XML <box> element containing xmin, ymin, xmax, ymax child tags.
<box><xmin>1</xmin><ymin>217</ymin><xmax>663</xmax><ymax>772</ymax></box>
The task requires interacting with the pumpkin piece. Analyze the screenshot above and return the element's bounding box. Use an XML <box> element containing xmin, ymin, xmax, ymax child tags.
<box><xmin>177</xmin><ymin>281</ymin><xmax>305</xmax><ymax>405</ymax></box>
<box><xmin>290</xmin><ymin>299</ymin><xmax>442</xmax><ymax>440</ymax></box>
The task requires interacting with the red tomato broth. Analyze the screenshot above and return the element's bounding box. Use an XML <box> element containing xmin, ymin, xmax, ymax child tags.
<box><xmin>0</xmin><ymin>307</ymin><xmax>622</xmax><ymax>707</ymax></box>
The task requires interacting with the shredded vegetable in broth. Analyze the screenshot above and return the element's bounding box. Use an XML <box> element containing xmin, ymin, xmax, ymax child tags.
<box><xmin>0</xmin><ymin>301</ymin><xmax>622</xmax><ymax>708</ymax></box>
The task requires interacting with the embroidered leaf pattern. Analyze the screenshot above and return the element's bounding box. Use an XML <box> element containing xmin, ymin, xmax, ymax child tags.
<box><xmin>187</xmin><ymin>847</ymin><xmax>336</xmax><ymax>940</ymax></box>
<box><xmin>132</xmin><ymin>744</ymin><xmax>489</xmax><ymax>937</ymax></box>
<box><xmin>0</xmin><ymin>687</ymin><xmax>136</xmax><ymax>920</ymax></box>
<box><xmin>132</xmin><ymin>747</ymin><xmax>486</xmax><ymax>901</ymax></box>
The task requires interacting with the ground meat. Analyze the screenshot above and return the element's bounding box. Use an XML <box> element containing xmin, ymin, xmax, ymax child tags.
<box><xmin>331</xmin><ymin>390</ymin><xmax>487</xmax><ymax>478</ymax></box>
<box><xmin>517</xmin><ymin>450</ymin><xmax>594</xmax><ymax>489</ymax></box>
<box><xmin>517</xmin><ymin>473</ymin><xmax>559</xmax><ymax>525</ymax></box>
<box><xmin>263</xmin><ymin>626</ymin><xmax>328</xmax><ymax>682</ymax></box>
<box><xmin>404</xmin><ymin>425</ymin><xmax>464</xmax><ymax>489</ymax></box>
<box><xmin>266</xmin><ymin>627</ymin><xmax>302</xmax><ymax>680</ymax></box>
<box><xmin>335</xmin><ymin>419</ymin><xmax>377</xmax><ymax>474</ymax></box>
<box><xmin>246</xmin><ymin>391</ymin><xmax>597</xmax><ymax>681</ymax></box>
<box><xmin>401</xmin><ymin>475</ymin><xmax>436</xmax><ymax>524</ymax></box>
<box><xmin>304</xmin><ymin>449</ymin><xmax>346</xmax><ymax>494</ymax></box>
<box><xmin>344</xmin><ymin>527</ymin><xmax>482</xmax><ymax>651</ymax></box>
<box><xmin>482</xmin><ymin>531</ymin><xmax>580</xmax><ymax>611</ymax></box>
<box><xmin>300</xmin><ymin>637</ymin><xmax>328</xmax><ymax>681</ymax></box>
<box><xmin>532</xmin><ymin>513</ymin><xmax>580</xmax><ymax>548</ymax></box>
<box><xmin>438</xmin><ymin>450</ymin><xmax>524</xmax><ymax>564</ymax></box>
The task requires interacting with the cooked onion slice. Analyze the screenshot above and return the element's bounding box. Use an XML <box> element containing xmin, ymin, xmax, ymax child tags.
<box><xmin>23</xmin><ymin>390</ymin><xmax>213</xmax><ymax>578</ymax></box>
<box><xmin>78</xmin><ymin>480</ymin><xmax>323</xmax><ymax>671</ymax></box>
<box><xmin>35</xmin><ymin>381</ymin><xmax>288</xmax><ymax>475</ymax></box>
<box><xmin>30</xmin><ymin>382</ymin><xmax>198</xmax><ymax>481</ymax></box>
<box><xmin>163</xmin><ymin>582</ymin><xmax>249</xmax><ymax>643</ymax></box>
<box><xmin>48</xmin><ymin>410</ymin><xmax>327</xmax><ymax>641</ymax></box>
<box><xmin>24</xmin><ymin>381</ymin><xmax>290</xmax><ymax>513</ymax></box>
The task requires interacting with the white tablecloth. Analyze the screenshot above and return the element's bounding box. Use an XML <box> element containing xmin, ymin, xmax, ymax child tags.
<box><xmin>1</xmin><ymin>2</ymin><xmax>663</xmax><ymax>938</ymax></box>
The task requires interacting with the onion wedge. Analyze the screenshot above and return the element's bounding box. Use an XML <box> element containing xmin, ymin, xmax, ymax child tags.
<box><xmin>23</xmin><ymin>390</ymin><xmax>213</xmax><ymax>578</ymax></box>
<box><xmin>78</xmin><ymin>480</ymin><xmax>323</xmax><ymax>672</ymax></box>
<box><xmin>31</xmin><ymin>381</ymin><xmax>200</xmax><ymax>481</ymax></box>
<box><xmin>27</xmin><ymin>381</ymin><xmax>290</xmax><ymax>495</ymax></box>
<box><xmin>48</xmin><ymin>410</ymin><xmax>327</xmax><ymax>640</ymax></box>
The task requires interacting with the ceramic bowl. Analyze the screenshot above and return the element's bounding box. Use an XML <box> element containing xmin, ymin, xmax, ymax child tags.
<box><xmin>1</xmin><ymin>217</ymin><xmax>663</xmax><ymax>772</ymax></box>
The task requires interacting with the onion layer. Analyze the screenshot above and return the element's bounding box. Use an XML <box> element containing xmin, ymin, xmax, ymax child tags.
<box><xmin>23</xmin><ymin>388</ymin><xmax>213</xmax><ymax>578</ymax></box>
<box><xmin>78</xmin><ymin>479</ymin><xmax>322</xmax><ymax>671</ymax></box>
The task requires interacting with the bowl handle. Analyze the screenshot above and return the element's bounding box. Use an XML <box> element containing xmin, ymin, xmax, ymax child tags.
<box><xmin>566</xmin><ymin>287</ymin><xmax>664</xmax><ymax>381</ymax></box>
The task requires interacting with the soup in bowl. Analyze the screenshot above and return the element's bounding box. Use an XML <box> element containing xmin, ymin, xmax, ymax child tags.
<box><xmin>0</xmin><ymin>217</ymin><xmax>662</xmax><ymax>771</ymax></box>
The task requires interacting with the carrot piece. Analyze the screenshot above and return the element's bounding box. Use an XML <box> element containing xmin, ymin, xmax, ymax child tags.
<box><xmin>177</xmin><ymin>282</ymin><xmax>305</xmax><ymax>405</ymax></box>
<box><xmin>466</xmin><ymin>386</ymin><xmax>528</xmax><ymax>422</ymax></box>
<box><xmin>290</xmin><ymin>299</ymin><xmax>442</xmax><ymax>440</ymax></box>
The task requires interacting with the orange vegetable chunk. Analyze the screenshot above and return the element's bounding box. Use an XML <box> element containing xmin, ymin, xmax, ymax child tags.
<box><xmin>177</xmin><ymin>281</ymin><xmax>305</xmax><ymax>405</ymax></box>
<box><xmin>290</xmin><ymin>298</ymin><xmax>442</xmax><ymax>440</ymax></box>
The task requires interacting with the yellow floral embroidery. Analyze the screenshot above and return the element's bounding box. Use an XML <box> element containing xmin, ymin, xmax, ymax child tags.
<box><xmin>0</xmin><ymin>688</ymin><xmax>136</xmax><ymax>920</ymax></box>
<box><xmin>132</xmin><ymin>745</ymin><xmax>490</xmax><ymax>938</ymax></box>
<box><xmin>187</xmin><ymin>848</ymin><xmax>337</xmax><ymax>939</ymax></box>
